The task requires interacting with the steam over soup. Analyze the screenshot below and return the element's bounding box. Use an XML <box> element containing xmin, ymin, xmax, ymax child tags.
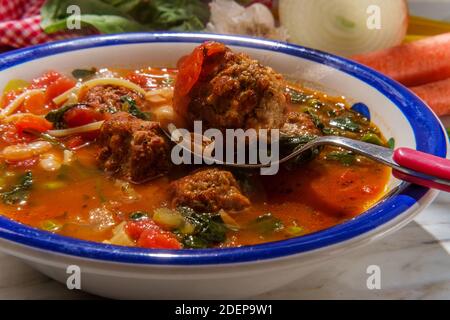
<box><xmin>0</xmin><ymin>42</ymin><xmax>390</xmax><ymax>249</ymax></box>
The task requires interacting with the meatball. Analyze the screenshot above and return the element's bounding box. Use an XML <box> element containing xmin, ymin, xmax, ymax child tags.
<box><xmin>96</xmin><ymin>112</ymin><xmax>171</xmax><ymax>183</ymax></box>
<box><xmin>80</xmin><ymin>85</ymin><xmax>148</xmax><ymax>115</ymax></box>
<box><xmin>280</xmin><ymin>111</ymin><xmax>322</xmax><ymax>137</ymax></box>
<box><xmin>169</xmin><ymin>168</ymin><xmax>251</xmax><ymax>213</ymax></box>
<box><xmin>173</xmin><ymin>42</ymin><xmax>287</xmax><ymax>131</ymax></box>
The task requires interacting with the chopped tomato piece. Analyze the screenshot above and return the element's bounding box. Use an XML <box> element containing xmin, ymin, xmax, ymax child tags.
<box><xmin>125</xmin><ymin>218</ymin><xmax>156</xmax><ymax>240</ymax></box>
<box><xmin>0</xmin><ymin>123</ymin><xmax>32</xmax><ymax>144</ymax></box>
<box><xmin>63</xmin><ymin>106</ymin><xmax>104</xmax><ymax>128</ymax></box>
<box><xmin>65</xmin><ymin>135</ymin><xmax>85</xmax><ymax>149</ymax></box>
<box><xmin>126</xmin><ymin>218</ymin><xmax>181</xmax><ymax>249</ymax></box>
<box><xmin>30</xmin><ymin>71</ymin><xmax>63</xmax><ymax>89</ymax></box>
<box><xmin>125</xmin><ymin>72</ymin><xmax>149</xmax><ymax>89</ymax></box>
<box><xmin>173</xmin><ymin>42</ymin><xmax>227</xmax><ymax>114</ymax></box>
<box><xmin>45</xmin><ymin>77</ymin><xmax>76</xmax><ymax>101</ymax></box>
<box><xmin>20</xmin><ymin>91</ymin><xmax>47</xmax><ymax>115</ymax></box>
<box><xmin>14</xmin><ymin>115</ymin><xmax>53</xmax><ymax>135</ymax></box>
<box><xmin>137</xmin><ymin>228</ymin><xmax>182</xmax><ymax>250</ymax></box>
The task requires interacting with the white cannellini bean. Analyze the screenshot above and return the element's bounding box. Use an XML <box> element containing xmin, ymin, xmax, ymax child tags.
<box><xmin>1</xmin><ymin>141</ymin><xmax>53</xmax><ymax>161</ymax></box>
<box><xmin>39</xmin><ymin>153</ymin><xmax>62</xmax><ymax>172</ymax></box>
<box><xmin>63</xmin><ymin>149</ymin><xmax>75</xmax><ymax>164</ymax></box>
<box><xmin>153</xmin><ymin>105</ymin><xmax>186</xmax><ymax>129</ymax></box>
<box><xmin>145</xmin><ymin>88</ymin><xmax>173</xmax><ymax>104</ymax></box>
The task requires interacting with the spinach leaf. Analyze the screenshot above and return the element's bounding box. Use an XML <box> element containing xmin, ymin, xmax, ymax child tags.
<box><xmin>305</xmin><ymin>109</ymin><xmax>324</xmax><ymax>130</ymax></box>
<box><xmin>288</xmin><ymin>89</ymin><xmax>308</xmax><ymax>104</ymax></box>
<box><xmin>325</xmin><ymin>151</ymin><xmax>356</xmax><ymax>166</ymax></box>
<box><xmin>40</xmin><ymin>0</ymin><xmax>209</xmax><ymax>34</ymax></box>
<box><xmin>176</xmin><ymin>207</ymin><xmax>228</xmax><ymax>249</ymax></box>
<box><xmin>329</xmin><ymin>117</ymin><xmax>361</xmax><ymax>133</ymax></box>
<box><xmin>72</xmin><ymin>68</ymin><xmax>97</xmax><ymax>80</ymax></box>
<box><xmin>361</xmin><ymin>133</ymin><xmax>384</xmax><ymax>146</ymax></box>
<box><xmin>387</xmin><ymin>137</ymin><xmax>396</xmax><ymax>150</ymax></box>
<box><xmin>45</xmin><ymin>104</ymin><xmax>78</xmax><ymax>129</ymax></box>
<box><xmin>1</xmin><ymin>172</ymin><xmax>33</xmax><ymax>205</ymax></box>
<box><xmin>129</xmin><ymin>211</ymin><xmax>148</xmax><ymax>220</ymax></box>
<box><xmin>248</xmin><ymin>213</ymin><xmax>284</xmax><ymax>235</ymax></box>
<box><xmin>120</xmin><ymin>96</ymin><xmax>150</xmax><ymax>120</ymax></box>
<box><xmin>279</xmin><ymin>134</ymin><xmax>320</xmax><ymax>166</ymax></box>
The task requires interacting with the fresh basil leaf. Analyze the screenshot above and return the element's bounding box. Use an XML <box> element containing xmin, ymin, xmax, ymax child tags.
<box><xmin>40</xmin><ymin>0</ymin><xmax>209</xmax><ymax>34</ymax></box>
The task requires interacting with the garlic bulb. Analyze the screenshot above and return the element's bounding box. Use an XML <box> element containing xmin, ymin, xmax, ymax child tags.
<box><xmin>206</xmin><ymin>0</ymin><xmax>289</xmax><ymax>41</ymax></box>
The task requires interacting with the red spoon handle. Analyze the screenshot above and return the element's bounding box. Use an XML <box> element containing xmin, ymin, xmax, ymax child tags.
<box><xmin>393</xmin><ymin>170</ymin><xmax>450</xmax><ymax>192</ymax></box>
<box><xmin>393</xmin><ymin>147</ymin><xmax>450</xmax><ymax>181</ymax></box>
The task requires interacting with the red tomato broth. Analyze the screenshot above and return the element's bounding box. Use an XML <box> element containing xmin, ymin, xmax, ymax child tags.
<box><xmin>0</xmin><ymin>66</ymin><xmax>391</xmax><ymax>249</ymax></box>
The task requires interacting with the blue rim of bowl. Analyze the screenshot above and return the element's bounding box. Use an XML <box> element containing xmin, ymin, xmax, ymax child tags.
<box><xmin>0</xmin><ymin>33</ymin><xmax>446</xmax><ymax>265</ymax></box>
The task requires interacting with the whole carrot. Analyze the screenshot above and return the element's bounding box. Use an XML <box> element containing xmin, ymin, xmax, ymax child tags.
<box><xmin>410</xmin><ymin>78</ymin><xmax>450</xmax><ymax>116</ymax></box>
<box><xmin>352</xmin><ymin>33</ymin><xmax>450</xmax><ymax>87</ymax></box>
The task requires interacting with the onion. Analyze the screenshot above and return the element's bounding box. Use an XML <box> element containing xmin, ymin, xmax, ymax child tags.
<box><xmin>47</xmin><ymin>121</ymin><xmax>104</xmax><ymax>137</ymax></box>
<box><xmin>104</xmin><ymin>222</ymin><xmax>134</xmax><ymax>246</ymax></box>
<box><xmin>279</xmin><ymin>0</ymin><xmax>408</xmax><ymax>56</ymax></box>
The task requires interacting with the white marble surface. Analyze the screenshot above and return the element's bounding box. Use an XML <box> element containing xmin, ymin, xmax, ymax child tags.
<box><xmin>0</xmin><ymin>192</ymin><xmax>449</xmax><ymax>300</ymax></box>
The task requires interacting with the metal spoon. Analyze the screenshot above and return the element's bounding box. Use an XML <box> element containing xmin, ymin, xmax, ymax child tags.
<box><xmin>163</xmin><ymin>127</ymin><xmax>450</xmax><ymax>192</ymax></box>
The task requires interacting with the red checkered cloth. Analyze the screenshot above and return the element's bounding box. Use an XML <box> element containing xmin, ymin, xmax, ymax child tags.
<box><xmin>0</xmin><ymin>0</ymin><xmax>85</xmax><ymax>48</ymax></box>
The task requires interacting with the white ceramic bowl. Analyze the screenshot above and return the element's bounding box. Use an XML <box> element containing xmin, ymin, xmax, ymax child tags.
<box><xmin>0</xmin><ymin>33</ymin><xmax>447</xmax><ymax>299</ymax></box>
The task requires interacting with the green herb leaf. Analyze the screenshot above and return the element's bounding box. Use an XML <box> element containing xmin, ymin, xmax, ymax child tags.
<box><xmin>72</xmin><ymin>68</ymin><xmax>97</xmax><ymax>80</ymax></box>
<box><xmin>387</xmin><ymin>137</ymin><xmax>396</xmax><ymax>150</ymax></box>
<box><xmin>285</xmin><ymin>225</ymin><xmax>304</xmax><ymax>237</ymax></box>
<box><xmin>41</xmin><ymin>220</ymin><xmax>62</xmax><ymax>232</ymax></box>
<box><xmin>40</xmin><ymin>0</ymin><xmax>209</xmax><ymax>34</ymax></box>
<box><xmin>305</xmin><ymin>109</ymin><xmax>324</xmax><ymax>130</ymax></box>
<box><xmin>1</xmin><ymin>172</ymin><xmax>33</xmax><ymax>205</ymax></box>
<box><xmin>176</xmin><ymin>207</ymin><xmax>228</xmax><ymax>249</ymax></box>
<box><xmin>361</xmin><ymin>133</ymin><xmax>384</xmax><ymax>146</ymax></box>
<box><xmin>45</xmin><ymin>104</ymin><xmax>78</xmax><ymax>129</ymax></box>
<box><xmin>129</xmin><ymin>211</ymin><xmax>148</xmax><ymax>220</ymax></box>
<box><xmin>326</xmin><ymin>151</ymin><xmax>356</xmax><ymax>166</ymax></box>
<box><xmin>288</xmin><ymin>89</ymin><xmax>308</xmax><ymax>104</ymax></box>
<box><xmin>248</xmin><ymin>213</ymin><xmax>284</xmax><ymax>235</ymax></box>
<box><xmin>120</xmin><ymin>96</ymin><xmax>151</xmax><ymax>120</ymax></box>
<box><xmin>279</xmin><ymin>134</ymin><xmax>320</xmax><ymax>166</ymax></box>
<box><xmin>329</xmin><ymin>117</ymin><xmax>361</xmax><ymax>132</ymax></box>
